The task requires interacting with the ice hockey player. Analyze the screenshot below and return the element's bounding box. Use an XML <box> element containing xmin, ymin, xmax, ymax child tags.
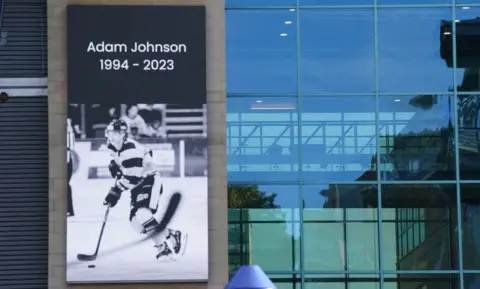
<box><xmin>103</xmin><ymin>119</ymin><xmax>187</xmax><ymax>260</ymax></box>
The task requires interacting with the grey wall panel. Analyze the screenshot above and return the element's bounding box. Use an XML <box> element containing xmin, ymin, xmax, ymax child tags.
<box><xmin>0</xmin><ymin>95</ymin><xmax>48</xmax><ymax>289</ymax></box>
<box><xmin>0</xmin><ymin>0</ymin><xmax>47</xmax><ymax>77</ymax></box>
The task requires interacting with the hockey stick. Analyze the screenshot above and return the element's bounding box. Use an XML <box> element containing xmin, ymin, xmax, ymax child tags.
<box><xmin>77</xmin><ymin>205</ymin><xmax>111</xmax><ymax>261</ymax></box>
<box><xmin>70</xmin><ymin>192</ymin><xmax>181</xmax><ymax>265</ymax></box>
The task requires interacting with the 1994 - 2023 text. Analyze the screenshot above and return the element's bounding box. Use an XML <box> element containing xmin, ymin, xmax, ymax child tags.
<box><xmin>99</xmin><ymin>59</ymin><xmax>175</xmax><ymax>71</ymax></box>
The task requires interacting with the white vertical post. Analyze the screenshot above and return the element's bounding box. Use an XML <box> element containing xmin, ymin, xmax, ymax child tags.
<box><xmin>179</xmin><ymin>139</ymin><xmax>185</xmax><ymax>178</ymax></box>
<box><xmin>202</xmin><ymin>103</ymin><xmax>207</xmax><ymax>137</ymax></box>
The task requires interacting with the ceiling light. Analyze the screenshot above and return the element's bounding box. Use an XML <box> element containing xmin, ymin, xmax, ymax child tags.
<box><xmin>289</xmin><ymin>8</ymin><xmax>295</xmax><ymax>12</ymax></box>
<box><xmin>462</xmin><ymin>6</ymin><xmax>470</xmax><ymax>9</ymax></box>
<box><xmin>444</xmin><ymin>32</ymin><xmax>451</xmax><ymax>35</ymax></box>
<box><xmin>394</xmin><ymin>99</ymin><xmax>401</xmax><ymax>102</ymax></box>
<box><xmin>256</xmin><ymin>100</ymin><xmax>263</xmax><ymax>103</ymax></box>
<box><xmin>455</xmin><ymin>20</ymin><xmax>460</xmax><ymax>22</ymax></box>
<box><xmin>280</xmin><ymin>33</ymin><xmax>288</xmax><ymax>37</ymax></box>
<box><xmin>285</xmin><ymin>21</ymin><xmax>292</xmax><ymax>24</ymax></box>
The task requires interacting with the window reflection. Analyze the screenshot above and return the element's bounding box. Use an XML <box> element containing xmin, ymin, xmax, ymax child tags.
<box><xmin>304</xmin><ymin>275</ymin><xmax>380</xmax><ymax>289</ymax></box>
<box><xmin>300</xmin><ymin>9</ymin><xmax>374</xmax><ymax>94</ymax></box>
<box><xmin>454</xmin><ymin>6</ymin><xmax>480</xmax><ymax>92</ymax></box>
<box><xmin>270</xmin><ymin>276</ymin><xmax>300</xmax><ymax>289</ymax></box>
<box><xmin>378</xmin><ymin>8</ymin><xmax>454</xmax><ymax>93</ymax></box>
<box><xmin>383</xmin><ymin>274</ymin><xmax>460</xmax><ymax>289</ymax></box>
<box><xmin>228</xmin><ymin>184</ymin><xmax>301</xmax><ymax>273</ymax></box>
<box><xmin>464</xmin><ymin>274</ymin><xmax>480</xmax><ymax>289</ymax></box>
<box><xmin>303</xmin><ymin>185</ymin><xmax>379</xmax><ymax>272</ymax></box>
<box><xmin>460</xmin><ymin>184</ymin><xmax>480</xmax><ymax>270</ymax></box>
<box><xmin>226</xmin><ymin>0</ymin><xmax>295</xmax><ymax>7</ymax></box>
<box><xmin>457</xmin><ymin>95</ymin><xmax>480</xmax><ymax>179</ymax></box>
<box><xmin>381</xmin><ymin>184</ymin><xmax>459</xmax><ymax>271</ymax></box>
<box><xmin>226</xmin><ymin>10</ymin><xmax>297</xmax><ymax>94</ymax></box>
<box><xmin>300</xmin><ymin>96</ymin><xmax>377</xmax><ymax>182</ymax></box>
<box><xmin>300</xmin><ymin>0</ymin><xmax>372</xmax><ymax>5</ymax></box>
<box><xmin>378</xmin><ymin>0</ymin><xmax>450</xmax><ymax>4</ymax></box>
<box><xmin>227</xmin><ymin>97</ymin><xmax>299</xmax><ymax>182</ymax></box>
<box><xmin>378</xmin><ymin>95</ymin><xmax>455</xmax><ymax>181</ymax></box>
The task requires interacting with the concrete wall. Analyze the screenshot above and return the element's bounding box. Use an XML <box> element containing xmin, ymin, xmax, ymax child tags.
<box><xmin>47</xmin><ymin>0</ymin><xmax>227</xmax><ymax>288</ymax></box>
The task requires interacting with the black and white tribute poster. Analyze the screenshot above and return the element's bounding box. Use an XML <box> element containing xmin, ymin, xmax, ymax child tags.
<box><xmin>66</xmin><ymin>5</ymin><xmax>207</xmax><ymax>284</ymax></box>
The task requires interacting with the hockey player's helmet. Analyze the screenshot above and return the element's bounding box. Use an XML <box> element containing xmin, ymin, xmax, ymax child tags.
<box><xmin>107</xmin><ymin>119</ymin><xmax>128</xmax><ymax>132</ymax></box>
<box><xmin>105</xmin><ymin>119</ymin><xmax>128</xmax><ymax>149</ymax></box>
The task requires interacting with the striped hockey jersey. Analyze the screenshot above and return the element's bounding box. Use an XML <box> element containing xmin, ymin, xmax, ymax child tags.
<box><xmin>107</xmin><ymin>138</ymin><xmax>156</xmax><ymax>191</ymax></box>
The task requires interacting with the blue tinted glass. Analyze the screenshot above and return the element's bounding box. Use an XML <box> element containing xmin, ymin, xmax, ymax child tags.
<box><xmin>378</xmin><ymin>0</ymin><xmax>450</xmax><ymax>4</ymax></box>
<box><xmin>228</xmin><ymin>184</ymin><xmax>301</xmax><ymax>272</ymax></box>
<box><xmin>455</xmin><ymin>6</ymin><xmax>480</xmax><ymax>90</ymax></box>
<box><xmin>226</xmin><ymin>0</ymin><xmax>296</xmax><ymax>7</ymax></box>
<box><xmin>226</xmin><ymin>10</ymin><xmax>298</xmax><ymax>94</ymax></box>
<box><xmin>381</xmin><ymin>184</ymin><xmax>459</xmax><ymax>270</ymax></box>
<box><xmin>378</xmin><ymin>8</ymin><xmax>454</xmax><ymax>93</ymax></box>
<box><xmin>457</xmin><ymin>95</ymin><xmax>480</xmax><ymax>180</ymax></box>
<box><xmin>300</xmin><ymin>0</ymin><xmax>372</xmax><ymax>5</ymax></box>
<box><xmin>227</xmin><ymin>97</ymin><xmax>300</xmax><ymax>182</ymax></box>
<box><xmin>378</xmin><ymin>94</ymin><xmax>455</xmax><ymax>181</ymax></box>
<box><xmin>300</xmin><ymin>9</ymin><xmax>375</xmax><ymax>94</ymax></box>
<box><xmin>300</xmin><ymin>96</ymin><xmax>377</xmax><ymax>182</ymax></box>
<box><xmin>303</xmin><ymin>184</ymin><xmax>379</xmax><ymax>272</ymax></box>
<box><xmin>455</xmin><ymin>1</ymin><xmax>480</xmax><ymax>4</ymax></box>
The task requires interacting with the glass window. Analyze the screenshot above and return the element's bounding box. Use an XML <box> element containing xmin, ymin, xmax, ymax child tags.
<box><xmin>381</xmin><ymin>184</ymin><xmax>459</xmax><ymax>271</ymax></box>
<box><xmin>270</xmin><ymin>276</ymin><xmax>300</xmax><ymax>289</ymax></box>
<box><xmin>300</xmin><ymin>96</ymin><xmax>377</xmax><ymax>182</ymax></box>
<box><xmin>378</xmin><ymin>0</ymin><xmax>451</xmax><ymax>4</ymax></box>
<box><xmin>304</xmin><ymin>275</ymin><xmax>380</xmax><ymax>289</ymax></box>
<box><xmin>460</xmin><ymin>184</ymin><xmax>480</xmax><ymax>270</ymax></box>
<box><xmin>378</xmin><ymin>8</ymin><xmax>454</xmax><ymax>93</ymax></box>
<box><xmin>299</xmin><ymin>9</ymin><xmax>374</xmax><ymax>94</ymax></box>
<box><xmin>226</xmin><ymin>10</ymin><xmax>297</xmax><ymax>94</ymax></box>
<box><xmin>228</xmin><ymin>273</ymin><xmax>300</xmax><ymax>289</ymax></box>
<box><xmin>303</xmin><ymin>184</ymin><xmax>379</xmax><ymax>272</ymax></box>
<box><xmin>228</xmin><ymin>184</ymin><xmax>301</xmax><ymax>272</ymax></box>
<box><xmin>299</xmin><ymin>0</ymin><xmax>373</xmax><ymax>8</ymax></box>
<box><xmin>226</xmin><ymin>0</ymin><xmax>296</xmax><ymax>7</ymax></box>
<box><xmin>464</xmin><ymin>274</ymin><xmax>480</xmax><ymax>289</ymax></box>
<box><xmin>455</xmin><ymin>6</ymin><xmax>480</xmax><ymax>92</ymax></box>
<box><xmin>384</xmin><ymin>274</ymin><xmax>460</xmax><ymax>289</ymax></box>
<box><xmin>456</xmin><ymin>1</ymin><xmax>480</xmax><ymax>5</ymax></box>
<box><xmin>227</xmin><ymin>97</ymin><xmax>300</xmax><ymax>182</ymax></box>
<box><xmin>457</xmin><ymin>95</ymin><xmax>480</xmax><ymax>180</ymax></box>
<box><xmin>378</xmin><ymin>95</ymin><xmax>455</xmax><ymax>181</ymax></box>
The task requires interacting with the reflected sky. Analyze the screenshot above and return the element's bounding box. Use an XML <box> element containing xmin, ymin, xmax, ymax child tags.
<box><xmin>225</xmin><ymin>0</ymin><xmax>462</xmax><ymax>6</ymax></box>
<box><xmin>226</xmin><ymin>10</ymin><xmax>297</xmax><ymax>94</ymax></box>
<box><xmin>225</xmin><ymin>6</ymin><xmax>480</xmax><ymax>94</ymax></box>
<box><xmin>377</xmin><ymin>8</ymin><xmax>453</xmax><ymax>93</ymax></box>
<box><xmin>300</xmin><ymin>9</ymin><xmax>374</xmax><ymax>94</ymax></box>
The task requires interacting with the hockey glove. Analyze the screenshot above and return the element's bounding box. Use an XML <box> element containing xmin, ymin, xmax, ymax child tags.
<box><xmin>104</xmin><ymin>185</ymin><xmax>122</xmax><ymax>208</ymax></box>
<box><xmin>108</xmin><ymin>160</ymin><xmax>122</xmax><ymax>179</ymax></box>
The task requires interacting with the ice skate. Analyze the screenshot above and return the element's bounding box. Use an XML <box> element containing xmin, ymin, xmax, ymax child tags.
<box><xmin>155</xmin><ymin>242</ymin><xmax>174</xmax><ymax>261</ymax></box>
<box><xmin>172</xmin><ymin>230</ymin><xmax>188</xmax><ymax>256</ymax></box>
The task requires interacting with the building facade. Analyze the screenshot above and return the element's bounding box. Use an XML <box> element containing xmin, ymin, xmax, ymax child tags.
<box><xmin>225</xmin><ymin>1</ymin><xmax>480</xmax><ymax>289</ymax></box>
<box><xmin>0</xmin><ymin>0</ymin><xmax>480</xmax><ymax>288</ymax></box>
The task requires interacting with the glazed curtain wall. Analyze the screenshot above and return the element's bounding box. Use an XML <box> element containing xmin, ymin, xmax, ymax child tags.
<box><xmin>226</xmin><ymin>1</ymin><xmax>480</xmax><ymax>289</ymax></box>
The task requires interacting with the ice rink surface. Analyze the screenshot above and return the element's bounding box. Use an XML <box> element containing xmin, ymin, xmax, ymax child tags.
<box><xmin>66</xmin><ymin>176</ymin><xmax>208</xmax><ymax>283</ymax></box>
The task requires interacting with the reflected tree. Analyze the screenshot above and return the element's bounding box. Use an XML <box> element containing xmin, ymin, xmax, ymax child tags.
<box><xmin>228</xmin><ymin>184</ymin><xmax>279</xmax><ymax>209</ymax></box>
<box><xmin>227</xmin><ymin>185</ymin><xmax>297</xmax><ymax>275</ymax></box>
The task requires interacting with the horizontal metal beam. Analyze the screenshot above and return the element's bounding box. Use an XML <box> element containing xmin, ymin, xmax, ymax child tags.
<box><xmin>0</xmin><ymin>88</ymin><xmax>47</xmax><ymax>97</ymax></box>
<box><xmin>0</xmin><ymin>78</ymin><xmax>47</xmax><ymax>88</ymax></box>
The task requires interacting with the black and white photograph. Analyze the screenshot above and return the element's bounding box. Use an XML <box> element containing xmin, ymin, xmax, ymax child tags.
<box><xmin>66</xmin><ymin>4</ymin><xmax>207</xmax><ymax>283</ymax></box>
<box><xmin>66</xmin><ymin>102</ymin><xmax>208</xmax><ymax>283</ymax></box>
